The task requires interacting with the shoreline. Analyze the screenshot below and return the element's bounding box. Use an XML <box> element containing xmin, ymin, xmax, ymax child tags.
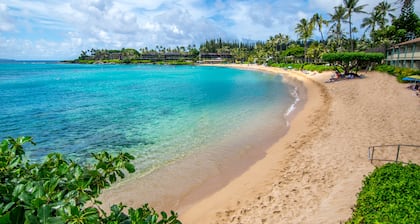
<box><xmin>100</xmin><ymin>64</ymin><xmax>419</xmax><ymax>223</ymax></box>
<box><xmin>181</xmin><ymin>65</ymin><xmax>419</xmax><ymax>223</ymax></box>
<box><xmin>179</xmin><ymin>64</ymin><xmax>330</xmax><ymax>223</ymax></box>
<box><xmin>98</xmin><ymin>64</ymin><xmax>309</xmax><ymax>213</ymax></box>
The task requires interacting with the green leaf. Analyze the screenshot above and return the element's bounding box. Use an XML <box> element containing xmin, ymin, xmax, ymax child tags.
<box><xmin>38</xmin><ymin>205</ymin><xmax>52</xmax><ymax>224</ymax></box>
<box><xmin>161</xmin><ymin>211</ymin><xmax>167</xmax><ymax>220</ymax></box>
<box><xmin>10</xmin><ymin>206</ymin><xmax>25</xmax><ymax>224</ymax></box>
<box><xmin>1</xmin><ymin>202</ymin><xmax>15</xmax><ymax>214</ymax></box>
<box><xmin>46</xmin><ymin>217</ymin><xmax>65</xmax><ymax>224</ymax></box>
<box><xmin>109</xmin><ymin>173</ymin><xmax>116</xmax><ymax>183</ymax></box>
<box><xmin>0</xmin><ymin>213</ymin><xmax>11</xmax><ymax>224</ymax></box>
<box><xmin>124</xmin><ymin>163</ymin><xmax>135</xmax><ymax>173</ymax></box>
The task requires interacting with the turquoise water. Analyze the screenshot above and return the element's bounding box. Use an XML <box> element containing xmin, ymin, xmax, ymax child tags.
<box><xmin>0</xmin><ymin>63</ymin><xmax>296</xmax><ymax>174</ymax></box>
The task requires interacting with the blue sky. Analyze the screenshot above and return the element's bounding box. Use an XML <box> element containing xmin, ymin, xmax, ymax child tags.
<box><xmin>0</xmin><ymin>0</ymin><xmax>417</xmax><ymax>60</ymax></box>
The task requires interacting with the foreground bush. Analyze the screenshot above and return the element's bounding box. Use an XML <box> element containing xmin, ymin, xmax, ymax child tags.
<box><xmin>347</xmin><ymin>163</ymin><xmax>420</xmax><ymax>224</ymax></box>
<box><xmin>0</xmin><ymin>137</ymin><xmax>181</xmax><ymax>224</ymax></box>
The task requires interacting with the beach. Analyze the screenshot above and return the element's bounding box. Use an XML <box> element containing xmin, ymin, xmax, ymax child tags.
<box><xmin>101</xmin><ymin>64</ymin><xmax>420</xmax><ymax>223</ymax></box>
<box><xmin>179</xmin><ymin>65</ymin><xmax>419</xmax><ymax>223</ymax></box>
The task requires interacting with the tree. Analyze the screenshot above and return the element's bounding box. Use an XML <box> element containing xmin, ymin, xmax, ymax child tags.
<box><xmin>280</xmin><ymin>44</ymin><xmax>304</xmax><ymax>63</ymax></box>
<box><xmin>374</xmin><ymin>1</ymin><xmax>396</xmax><ymax>29</ymax></box>
<box><xmin>0</xmin><ymin>137</ymin><xmax>181</xmax><ymax>224</ymax></box>
<box><xmin>322</xmin><ymin>52</ymin><xmax>384</xmax><ymax>75</ymax></box>
<box><xmin>329</xmin><ymin>5</ymin><xmax>347</xmax><ymax>51</ymax></box>
<box><xmin>343</xmin><ymin>0</ymin><xmax>367</xmax><ymax>51</ymax></box>
<box><xmin>311</xmin><ymin>13</ymin><xmax>329</xmax><ymax>42</ymax></box>
<box><xmin>361</xmin><ymin>11</ymin><xmax>380</xmax><ymax>37</ymax></box>
<box><xmin>394</xmin><ymin>0</ymin><xmax>419</xmax><ymax>40</ymax></box>
<box><xmin>295</xmin><ymin>18</ymin><xmax>314</xmax><ymax>62</ymax></box>
<box><xmin>307</xmin><ymin>42</ymin><xmax>327</xmax><ymax>63</ymax></box>
<box><xmin>361</xmin><ymin>1</ymin><xmax>396</xmax><ymax>41</ymax></box>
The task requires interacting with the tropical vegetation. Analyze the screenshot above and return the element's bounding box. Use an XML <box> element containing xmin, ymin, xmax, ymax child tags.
<box><xmin>346</xmin><ymin>163</ymin><xmax>420</xmax><ymax>224</ymax></box>
<box><xmin>73</xmin><ymin>0</ymin><xmax>418</xmax><ymax>69</ymax></box>
<box><xmin>0</xmin><ymin>137</ymin><xmax>181</xmax><ymax>224</ymax></box>
<box><xmin>322</xmin><ymin>52</ymin><xmax>384</xmax><ymax>75</ymax></box>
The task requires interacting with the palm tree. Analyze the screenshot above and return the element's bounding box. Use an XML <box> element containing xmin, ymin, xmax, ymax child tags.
<box><xmin>374</xmin><ymin>1</ymin><xmax>395</xmax><ymax>28</ymax></box>
<box><xmin>397</xmin><ymin>0</ymin><xmax>415</xmax><ymax>13</ymax></box>
<box><xmin>343</xmin><ymin>0</ymin><xmax>367</xmax><ymax>51</ymax></box>
<box><xmin>329</xmin><ymin>5</ymin><xmax>347</xmax><ymax>50</ymax></box>
<box><xmin>311</xmin><ymin>13</ymin><xmax>329</xmax><ymax>41</ymax></box>
<box><xmin>295</xmin><ymin>18</ymin><xmax>314</xmax><ymax>62</ymax></box>
<box><xmin>361</xmin><ymin>10</ymin><xmax>380</xmax><ymax>36</ymax></box>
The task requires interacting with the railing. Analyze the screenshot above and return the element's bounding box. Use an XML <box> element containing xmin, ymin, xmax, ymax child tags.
<box><xmin>368</xmin><ymin>144</ymin><xmax>420</xmax><ymax>164</ymax></box>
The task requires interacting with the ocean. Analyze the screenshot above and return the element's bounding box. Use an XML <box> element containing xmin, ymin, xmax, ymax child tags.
<box><xmin>0</xmin><ymin>62</ymin><xmax>298</xmax><ymax>176</ymax></box>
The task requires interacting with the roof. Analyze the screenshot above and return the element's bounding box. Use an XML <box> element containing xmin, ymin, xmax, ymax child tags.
<box><xmin>396</xmin><ymin>37</ymin><xmax>420</xmax><ymax>46</ymax></box>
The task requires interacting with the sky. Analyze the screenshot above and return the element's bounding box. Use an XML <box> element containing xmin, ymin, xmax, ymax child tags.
<box><xmin>0</xmin><ymin>0</ymin><xmax>418</xmax><ymax>60</ymax></box>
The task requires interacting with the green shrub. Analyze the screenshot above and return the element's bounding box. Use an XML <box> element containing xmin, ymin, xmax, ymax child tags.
<box><xmin>347</xmin><ymin>163</ymin><xmax>420</xmax><ymax>224</ymax></box>
<box><xmin>302</xmin><ymin>64</ymin><xmax>334</xmax><ymax>73</ymax></box>
<box><xmin>271</xmin><ymin>63</ymin><xmax>334</xmax><ymax>73</ymax></box>
<box><xmin>75</xmin><ymin>59</ymin><xmax>96</xmax><ymax>64</ymax></box>
<box><xmin>0</xmin><ymin>137</ymin><xmax>181</xmax><ymax>224</ymax></box>
<box><xmin>374</xmin><ymin>65</ymin><xmax>420</xmax><ymax>82</ymax></box>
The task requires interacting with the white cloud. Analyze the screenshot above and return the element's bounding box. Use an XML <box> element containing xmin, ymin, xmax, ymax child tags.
<box><xmin>0</xmin><ymin>3</ymin><xmax>14</xmax><ymax>31</ymax></box>
<box><xmin>0</xmin><ymin>0</ymin><xmax>419</xmax><ymax>60</ymax></box>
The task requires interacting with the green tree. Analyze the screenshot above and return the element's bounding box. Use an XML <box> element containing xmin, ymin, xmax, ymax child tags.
<box><xmin>394</xmin><ymin>0</ymin><xmax>419</xmax><ymax>40</ymax></box>
<box><xmin>0</xmin><ymin>137</ymin><xmax>181</xmax><ymax>224</ymax></box>
<box><xmin>361</xmin><ymin>10</ymin><xmax>380</xmax><ymax>38</ymax></box>
<box><xmin>374</xmin><ymin>1</ymin><xmax>396</xmax><ymax>29</ymax></box>
<box><xmin>343</xmin><ymin>0</ymin><xmax>367</xmax><ymax>51</ymax></box>
<box><xmin>295</xmin><ymin>18</ymin><xmax>314</xmax><ymax>62</ymax></box>
<box><xmin>280</xmin><ymin>44</ymin><xmax>304</xmax><ymax>63</ymax></box>
<box><xmin>311</xmin><ymin>13</ymin><xmax>329</xmax><ymax>42</ymax></box>
<box><xmin>322</xmin><ymin>52</ymin><xmax>384</xmax><ymax>75</ymax></box>
<box><xmin>329</xmin><ymin>5</ymin><xmax>347</xmax><ymax>51</ymax></box>
<box><xmin>307</xmin><ymin>42</ymin><xmax>326</xmax><ymax>63</ymax></box>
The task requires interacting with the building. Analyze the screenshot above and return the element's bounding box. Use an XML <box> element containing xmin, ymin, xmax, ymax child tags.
<box><xmin>198</xmin><ymin>53</ymin><xmax>233</xmax><ymax>63</ymax></box>
<box><xmin>386</xmin><ymin>38</ymin><xmax>420</xmax><ymax>69</ymax></box>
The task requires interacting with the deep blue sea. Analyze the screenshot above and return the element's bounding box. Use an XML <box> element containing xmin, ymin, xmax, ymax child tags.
<box><xmin>0</xmin><ymin>62</ymin><xmax>297</xmax><ymax>174</ymax></box>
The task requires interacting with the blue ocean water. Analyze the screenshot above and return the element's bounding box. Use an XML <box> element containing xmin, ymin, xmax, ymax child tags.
<box><xmin>0</xmin><ymin>63</ymin><xmax>296</xmax><ymax>173</ymax></box>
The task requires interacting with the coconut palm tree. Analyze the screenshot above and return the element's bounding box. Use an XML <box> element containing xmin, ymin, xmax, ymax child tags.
<box><xmin>311</xmin><ymin>13</ymin><xmax>329</xmax><ymax>42</ymax></box>
<box><xmin>295</xmin><ymin>18</ymin><xmax>314</xmax><ymax>62</ymax></box>
<box><xmin>397</xmin><ymin>0</ymin><xmax>415</xmax><ymax>12</ymax></box>
<box><xmin>343</xmin><ymin>0</ymin><xmax>367</xmax><ymax>51</ymax></box>
<box><xmin>374</xmin><ymin>1</ymin><xmax>396</xmax><ymax>28</ymax></box>
<box><xmin>329</xmin><ymin>5</ymin><xmax>347</xmax><ymax>50</ymax></box>
<box><xmin>361</xmin><ymin>10</ymin><xmax>380</xmax><ymax>37</ymax></box>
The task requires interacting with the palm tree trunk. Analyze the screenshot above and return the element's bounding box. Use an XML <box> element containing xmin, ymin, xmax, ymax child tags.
<box><xmin>349</xmin><ymin>14</ymin><xmax>353</xmax><ymax>51</ymax></box>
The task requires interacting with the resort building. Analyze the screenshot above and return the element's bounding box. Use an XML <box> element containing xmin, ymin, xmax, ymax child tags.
<box><xmin>199</xmin><ymin>53</ymin><xmax>233</xmax><ymax>63</ymax></box>
<box><xmin>386</xmin><ymin>38</ymin><xmax>420</xmax><ymax>69</ymax></box>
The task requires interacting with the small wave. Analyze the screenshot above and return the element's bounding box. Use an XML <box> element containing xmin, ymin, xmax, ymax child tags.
<box><xmin>284</xmin><ymin>86</ymin><xmax>300</xmax><ymax>126</ymax></box>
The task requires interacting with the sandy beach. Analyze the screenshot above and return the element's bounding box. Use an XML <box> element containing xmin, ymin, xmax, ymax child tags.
<box><xmin>101</xmin><ymin>64</ymin><xmax>420</xmax><ymax>223</ymax></box>
<box><xmin>180</xmin><ymin>64</ymin><xmax>419</xmax><ymax>223</ymax></box>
